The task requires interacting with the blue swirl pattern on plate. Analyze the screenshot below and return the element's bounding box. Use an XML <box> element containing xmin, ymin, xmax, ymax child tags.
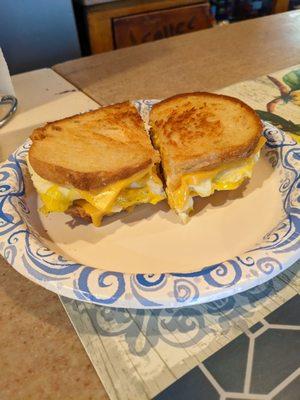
<box><xmin>0</xmin><ymin>100</ymin><xmax>299</xmax><ymax>309</ymax></box>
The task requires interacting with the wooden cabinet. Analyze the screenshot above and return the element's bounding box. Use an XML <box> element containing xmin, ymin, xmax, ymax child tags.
<box><xmin>74</xmin><ymin>0</ymin><xmax>213</xmax><ymax>54</ymax></box>
<box><xmin>113</xmin><ymin>3</ymin><xmax>212</xmax><ymax>49</ymax></box>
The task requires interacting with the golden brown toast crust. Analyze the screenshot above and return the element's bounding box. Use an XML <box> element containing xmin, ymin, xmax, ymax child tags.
<box><xmin>29</xmin><ymin>102</ymin><xmax>159</xmax><ymax>191</ymax></box>
<box><xmin>28</xmin><ymin>153</ymin><xmax>152</xmax><ymax>191</ymax></box>
<box><xmin>150</xmin><ymin>92</ymin><xmax>263</xmax><ymax>189</ymax></box>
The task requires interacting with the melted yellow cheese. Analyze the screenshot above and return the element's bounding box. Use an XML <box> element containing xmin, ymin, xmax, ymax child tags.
<box><xmin>27</xmin><ymin>157</ymin><xmax>165</xmax><ymax>226</ymax></box>
<box><xmin>168</xmin><ymin>136</ymin><xmax>266</xmax><ymax>214</ymax></box>
<box><xmin>75</xmin><ymin>184</ymin><xmax>164</xmax><ymax>227</ymax></box>
<box><xmin>75</xmin><ymin>169</ymin><xmax>152</xmax><ymax>216</ymax></box>
<box><xmin>73</xmin><ymin>200</ymin><xmax>103</xmax><ymax>227</ymax></box>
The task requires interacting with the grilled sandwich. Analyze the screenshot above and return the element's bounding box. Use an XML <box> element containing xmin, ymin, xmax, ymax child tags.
<box><xmin>28</xmin><ymin>102</ymin><xmax>165</xmax><ymax>226</ymax></box>
<box><xmin>150</xmin><ymin>92</ymin><xmax>265</xmax><ymax>222</ymax></box>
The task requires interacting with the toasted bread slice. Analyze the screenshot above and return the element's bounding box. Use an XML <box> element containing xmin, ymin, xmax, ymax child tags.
<box><xmin>29</xmin><ymin>102</ymin><xmax>159</xmax><ymax>191</ymax></box>
<box><xmin>150</xmin><ymin>92</ymin><xmax>263</xmax><ymax>190</ymax></box>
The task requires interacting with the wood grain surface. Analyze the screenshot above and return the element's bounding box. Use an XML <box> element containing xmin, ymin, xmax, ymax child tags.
<box><xmin>113</xmin><ymin>3</ymin><xmax>212</xmax><ymax>50</ymax></box>
<box><xmin>1</xmin><ymin>11</ymin><xmax>300</xmax><ymax>400</ymax></box>
<box><xmin>54</xmin><ymin>11</ymin><xmax>300</xmax><ymax>106</ymax></box>
<box><xmin>0</xmin><ymin>258</ymin><xmax>109</xmax><ymax>400</ymax></box>
<box><xmin>0</xmin><ymin>71</ymin><xmax>108</xmax><ymax>400</ymax></box>
<box><xmin>85</xmin><ymin>0</ymin><xmax>204</xmax><ymax>53</ymax></box>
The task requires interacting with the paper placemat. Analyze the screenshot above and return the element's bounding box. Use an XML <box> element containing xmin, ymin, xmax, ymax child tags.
<box><xmin>60</xmin><ymin>65</ymin><xmax>300</xmax><ymax>400</ymax></box>
<box><xmin>61</xmin><ymin>263</ymin><xmax>299</xmax><ymax>400</ymax></box>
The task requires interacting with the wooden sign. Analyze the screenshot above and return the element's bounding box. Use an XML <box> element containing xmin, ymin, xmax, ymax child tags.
<box><xmin>113</xmin><ymin>3</ymin><xmax>212</xmax><ymax>49</ymax></box>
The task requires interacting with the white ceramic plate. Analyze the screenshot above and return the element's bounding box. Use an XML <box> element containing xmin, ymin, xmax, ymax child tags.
<box><xmin>0</xmin><ymin>100</ymin><xmax>299</xmax><ymax>308</ymax></box>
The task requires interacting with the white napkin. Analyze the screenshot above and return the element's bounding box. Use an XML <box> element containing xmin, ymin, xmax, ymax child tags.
<box><xmin>0</xmin><ymin>48</ymin><xmax>15</xmax><ymax>96</ymax></box>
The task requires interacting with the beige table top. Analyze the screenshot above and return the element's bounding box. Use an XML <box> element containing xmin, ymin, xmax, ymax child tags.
<box><xmin>1</xmin><ymin>10</ymin><xmax>300</xmax><ymax>400</ymax></box>
<box><xmin>54</xmin><ymin>11</ymin><xmax>300</xmax><ymax>105</ymax></box>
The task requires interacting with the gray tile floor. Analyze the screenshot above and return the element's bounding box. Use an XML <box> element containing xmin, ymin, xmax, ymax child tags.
<box><xmin>155</xmin><ymin>295</ymin><xmax>300</xmax><ymax>400</ymax></box>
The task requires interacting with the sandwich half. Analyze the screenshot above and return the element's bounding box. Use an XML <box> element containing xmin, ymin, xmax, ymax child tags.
<box><xmin>28</xmin><ymin>102</ymin><xmax>165</xmax><ymax>226</ymax></box>
<box><xmin>150</xmin><ymin>92</ymin><xmax>265</xmax><ymax>222</ymax></box>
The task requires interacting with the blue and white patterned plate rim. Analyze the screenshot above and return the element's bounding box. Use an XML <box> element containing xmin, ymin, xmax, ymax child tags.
<box><xmin>0</xmin><ymin>99</ymin><xmax>299</xmax><ymax>309</ymax></box>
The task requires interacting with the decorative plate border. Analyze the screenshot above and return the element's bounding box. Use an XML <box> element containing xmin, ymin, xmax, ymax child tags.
<box><xmin>0</xmin><ymin>100</ymin><xmax>299</xmax><ymax>309</ymax></box>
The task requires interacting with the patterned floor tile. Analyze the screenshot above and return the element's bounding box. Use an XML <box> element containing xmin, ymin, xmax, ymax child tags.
<box><xmin>273</xmin><ymin>376</ymin><xmax>300</xmax><ymax>400</ymax></box>
<box><xmin>249</xmin><ymin>321</ymin><xmax>264</xmax><ymax>333</ymax></box>
<box><xmin>265</xmin><ymin>295</ymin><xmax>300</xmax><ymax>326</ymax></box>
<box><xmin>154</xmin><ymin>367</ymin><xmax>219</xmax><ymax>400</ymax></box>
<box><xmin>251</xmin><ymin>328</ymin><xmax>300</xmax><ymax>393</ymax></box>
<box><xmin>155</xmin><ymin>294</ymin><xmax>300</xmax><ymax>400</ymax></box>
<box><xmin>203</xmin><ymin>334</ymin><xmax>249</xmax><ymax>392</ymax></box>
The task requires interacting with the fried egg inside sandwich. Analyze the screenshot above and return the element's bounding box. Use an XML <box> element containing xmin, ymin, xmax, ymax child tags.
<box><xmin>27</xmin><ymin>156</ymin><xmax>165</xmax><ymax>226</ymax></box>
<box><xmin>167</xmin><ymin>136</ymin><xmax>266</xmax><ymax>223</ymax></box>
